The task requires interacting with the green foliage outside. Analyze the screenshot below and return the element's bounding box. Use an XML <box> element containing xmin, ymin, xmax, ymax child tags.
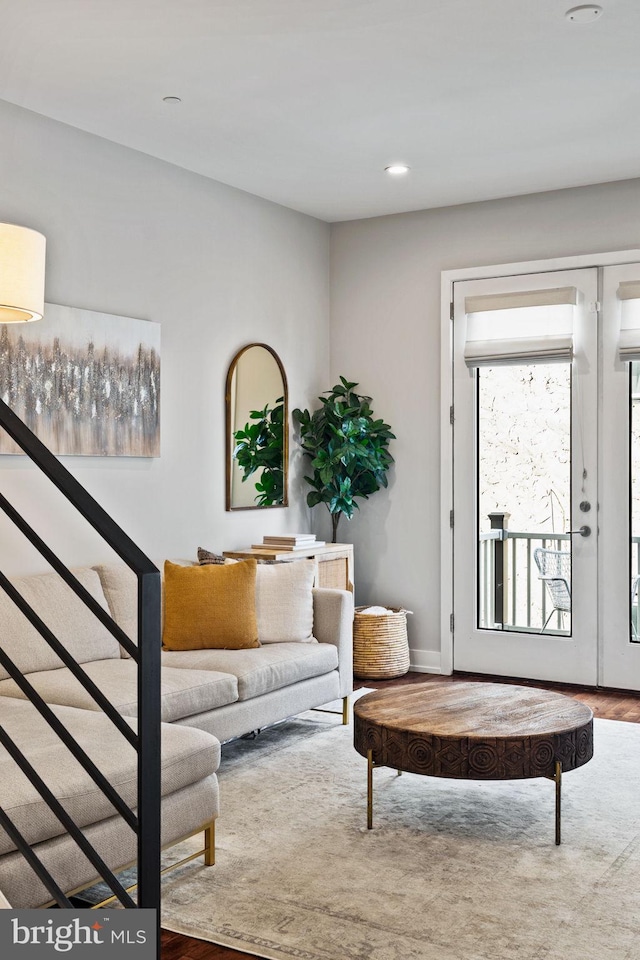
<box><xmin>233</xmin><ymin>398</ymin><xmax>285</xmax><ymax>506</ymax></box>
<box><xmin>292</xmin><ymin>377</ymin><xmax>395</xmax><ymax>541</ymax></box>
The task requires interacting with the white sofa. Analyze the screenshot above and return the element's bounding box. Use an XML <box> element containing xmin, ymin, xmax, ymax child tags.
<box><xmin>0</xmin><ymin>559</ymin><xmax>353</xmax><ymax>907</ymax></box>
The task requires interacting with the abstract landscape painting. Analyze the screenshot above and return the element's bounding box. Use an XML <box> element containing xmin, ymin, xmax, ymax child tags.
<box><xmin>0</xmin><ymin>303</ymin><xmax>160</xmax><ymax>457</ymax></box>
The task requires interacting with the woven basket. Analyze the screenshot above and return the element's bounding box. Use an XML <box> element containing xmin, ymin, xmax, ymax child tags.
<box><xmin>353</xmin><ymin>605</ymin><xmax>411</xmax><ymax>680</ymax></box>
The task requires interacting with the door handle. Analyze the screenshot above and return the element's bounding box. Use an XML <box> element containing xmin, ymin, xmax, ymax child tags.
<box><xmin>568</xmin><ymin>526</ymin><xmax>591</xmax><ymax>537</ymax></box>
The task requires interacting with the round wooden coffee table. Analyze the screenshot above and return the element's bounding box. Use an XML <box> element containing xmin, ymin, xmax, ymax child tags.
<box><xmin>353</xmin><ymin>681</ymin><xmax>593</xmax><ymax>844</ymax></box>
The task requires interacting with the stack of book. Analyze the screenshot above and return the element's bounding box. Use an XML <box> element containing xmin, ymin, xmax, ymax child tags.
<box><xmin>252</xmin><ymin>534</ymin><xmax>326</xmax><ymax>551</ymax></box>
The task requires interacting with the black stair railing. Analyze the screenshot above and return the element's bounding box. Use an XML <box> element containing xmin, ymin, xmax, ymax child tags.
<box><xmin>0</xmin><ymin>398</ymin><xmax>161</xmax><ymax>937</ymax></box>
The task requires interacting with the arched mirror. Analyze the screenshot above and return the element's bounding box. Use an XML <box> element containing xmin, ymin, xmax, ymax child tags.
<box><xmin>226</xmin><ymin>343</ymin><xmax>288</xmax><ymax>510</ymax></box>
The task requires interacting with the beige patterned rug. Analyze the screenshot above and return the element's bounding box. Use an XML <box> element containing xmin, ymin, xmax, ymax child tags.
<box><xmin>160</xmin><ymin>709</ymin><xmax>640</xmax><ymax>960</ymax></box>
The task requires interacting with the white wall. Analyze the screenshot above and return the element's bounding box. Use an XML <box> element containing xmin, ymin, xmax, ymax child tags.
<box><xmin>330</xmin><ymin>178</ymin><xmax>640</xmax><ymax>671</ymax></box>
<box><xmin>0</xmin><ymin>100</ymin><xmax>330</xmax><ymax>574</ymax></box>
<box><xmin>5</xmin><ymin>95</ymin><xmax>640</xmax><ymax>668</ymax></box>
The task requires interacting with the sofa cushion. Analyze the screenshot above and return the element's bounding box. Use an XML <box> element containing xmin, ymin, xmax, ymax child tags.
<box><xmin>254</xmin><ymin>560</ymin><xmax>315</xmax><ymax>643</ymax></box>
<box><xmin>0</xmin><ymin>697</ymin><xmax>220</xmax><ymax>856</ymax></box>
<box><xmin>0</xmin><ymin>660</ymin><xmax>238</xmax><ymax>722</ymax></box>
<box><xmin>0</xmin><ymin>776</ymin><xmax>219</xmax><ymax>909</ymax></box>
<box><xmin>161</xmin><ymin>641</ymin><xmax>338</xmax><ymax>701</ymax></box>
<box><xmin>163</xmin><ymin>560</ymin><xmax>260</xmax><ymax>651</ymax></box>
<box><xmin>93</xmin><ymin>562</ymin><xmax>138</xmax><ymax>649</ymax></box>
<box><xmin>0</xmin><ymin>568</ymin><xmax>120</xmax><ymax>681</ymax></box>
<box><xmin>94</xmin><ymin>559</ymin><xmax>189</xmax><ymax>657</ymax></box>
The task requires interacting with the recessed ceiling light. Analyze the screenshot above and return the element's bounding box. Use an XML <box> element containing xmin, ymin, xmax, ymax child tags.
<box><xmin>162</xmin><ymin>96</ymin><xmax>182</xmax><ymax>104</ymax></box>
<box><xmin>385</xmin><ymin>164</ymin><xmax>410</xmax><ymax>176</ymax></box>
<box><xmin>565</xmin><ymin>5</ymin><xmax>603</xmax><ymax>22</ymax></box>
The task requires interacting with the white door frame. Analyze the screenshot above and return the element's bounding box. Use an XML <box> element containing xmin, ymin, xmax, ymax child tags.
<box><xmin>599</xmin><ymin>262</ymin><xmax>640</xmax><ymax>689</ymax></box>
<box><xmin>440</xmin><ymin>248</ymin><xmax>640</xmax><ymax>679</ymax></box>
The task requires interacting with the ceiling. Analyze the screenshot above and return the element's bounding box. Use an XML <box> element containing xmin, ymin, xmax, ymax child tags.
<box><xmin>1</xmin><ymin>0</ymin><xmax>638</xmax><ymax>222</ymax></box>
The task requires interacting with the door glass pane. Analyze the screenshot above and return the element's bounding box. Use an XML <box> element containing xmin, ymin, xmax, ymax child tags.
<box><xmin>477</xmin><ymin>363</ymin><xmax>572</xmax><ymax>633</ymax></box>
<box><xmin>631</xmin><ymin>363</ymin><xmax>640</xmax><ymax>642</ymax></box>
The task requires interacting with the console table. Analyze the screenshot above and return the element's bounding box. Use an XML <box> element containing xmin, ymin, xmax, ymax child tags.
<box><xmin>223</xmin><ymin>542</ymin><xmax>354</xmax><ymax>592</ymax></box>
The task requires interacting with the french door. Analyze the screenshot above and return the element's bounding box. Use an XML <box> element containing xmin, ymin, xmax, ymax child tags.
<box><xmin>451</xmin><ymin>263</ymin><xmax>640</xmax><ymax>690</ymax></box>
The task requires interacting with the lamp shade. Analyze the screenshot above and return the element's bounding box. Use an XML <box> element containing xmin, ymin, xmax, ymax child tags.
<box><xmin>0</xmin><ymin>223</ymin><xmax>46</xmax><ymax>322</ymax></box>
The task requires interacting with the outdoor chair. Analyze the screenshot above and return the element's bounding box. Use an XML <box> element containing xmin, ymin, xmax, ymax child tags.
<box><xmin>533</xmin><ymin>547</ymin><xmax>571</xmax><ymax>632</ymax></box>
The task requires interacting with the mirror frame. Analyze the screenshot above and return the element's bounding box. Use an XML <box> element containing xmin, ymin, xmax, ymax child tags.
<box><xmin>225</xmin><ymin>342</ymin><xmax>289</xmax><ymax>511</ymax></box>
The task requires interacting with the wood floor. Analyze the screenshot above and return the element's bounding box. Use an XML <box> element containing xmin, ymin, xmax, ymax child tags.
<box><xmin>160</xmin><ymin>671</ymin><xmax>640</xmax><ymax>960</ymax></box>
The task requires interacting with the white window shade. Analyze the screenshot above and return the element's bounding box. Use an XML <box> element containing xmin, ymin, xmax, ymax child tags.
<box><xmin>464</xmin><ymin>286</ymin><xmax>577</xmax><ymax>368</ymax></box>
<box><xmin>618</xmin><ymin>281</ymin><xmax>640</xmax><ymax>361</ymax></box>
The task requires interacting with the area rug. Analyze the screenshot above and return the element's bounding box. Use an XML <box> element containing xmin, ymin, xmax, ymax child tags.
<box><xmin>160</xmin><ymin>710</ymin><xmax>640</xmax><ymax>960</ymax></box>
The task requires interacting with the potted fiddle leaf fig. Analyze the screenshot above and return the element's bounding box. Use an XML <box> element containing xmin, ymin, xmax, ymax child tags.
<box><xmin>233</xmin><ymin>398</ymin><xmax>284</xmax><ymax>506</ymax></box>
<box><xmin>292</xmin><ymin>377</ymin><xmax>395</xmax><ymax>542</ymax></box>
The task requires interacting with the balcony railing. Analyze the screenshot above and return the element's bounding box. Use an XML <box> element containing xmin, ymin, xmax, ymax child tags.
<box><xmin>480</xmin><ymin>512</ymin><xmax>640</xmax><ymax>636</ymax></box>
<box><xmin>480</xmin><ymin>512</ymin><xmax>640</xmax><ymax>644</ymax></box>
<box><xmin>479</xmin><ymin>512</ymin><xmax>572</xmax><ymax>633</ymax></box>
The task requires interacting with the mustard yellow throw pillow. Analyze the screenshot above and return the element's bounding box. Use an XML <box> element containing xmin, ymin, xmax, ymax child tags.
<box><xmin>162</xmin><ymin>559</ymin><xmax>259</xmax><ymax>650</ymax></box>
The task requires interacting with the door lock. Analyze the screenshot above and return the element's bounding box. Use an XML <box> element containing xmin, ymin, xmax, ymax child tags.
<box><xmin>579</xmin><ymin>501</ymin><xmax>591</xmax><ymax>513</ymax></box>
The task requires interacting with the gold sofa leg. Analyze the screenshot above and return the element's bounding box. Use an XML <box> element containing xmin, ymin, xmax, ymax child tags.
<box><xmin>310</xmin><ymin>695</ymin><xmax>350</xmax><ymax>725</ymax></box>
<box><xmin>204</xmin><ymin>820</ymin><xmax>216</xmax><ymax>866</ymax></box>
<box><xmin>42</xmin><ymin>817</ymin><xmax>218</xmax><ymax>909</ymax></box>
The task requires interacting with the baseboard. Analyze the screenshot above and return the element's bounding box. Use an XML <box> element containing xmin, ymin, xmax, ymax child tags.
<box><xmin>409</xmin><ymin>649</ymin><xmax>443</xmax><ymax>674</ymax></box>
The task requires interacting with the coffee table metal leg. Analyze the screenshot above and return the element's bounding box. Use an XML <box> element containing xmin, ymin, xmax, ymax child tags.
<box><xmin>545</xmin><ymin>760</ymin><xmax>562</xmax><ymax>844</ymax></box>
<box><xmin>554</xmin><ymin>761</ymin><xmax>562</xmax><ymax>846</ymax></box>
<box><xmin>367</xmin><ymin>749</ymin><xmax>374</xmax><ymax>829</ymax></box>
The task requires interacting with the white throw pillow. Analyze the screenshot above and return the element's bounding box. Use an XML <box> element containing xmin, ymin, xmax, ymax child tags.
<box><xmin>255</xmin><ymin>560</ymin><xmax>316</xmax><ymax>643</ymax></box>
